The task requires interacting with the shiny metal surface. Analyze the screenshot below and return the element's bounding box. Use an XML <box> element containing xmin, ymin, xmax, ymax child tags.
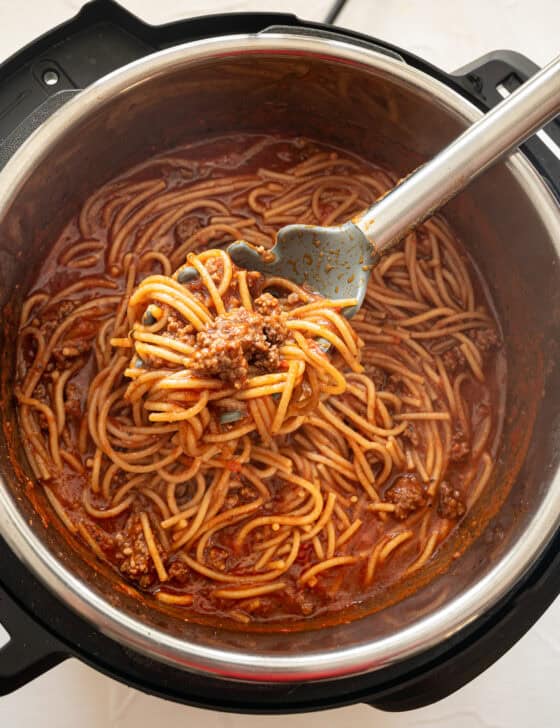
<box><xmin>0</xmin><ymin>32</ymin><xmax>559</xmax><ymax>683</ymax></box>
<box><xmin>234</xmin><ymin>53</ymin><xmax>560</xmax><ymax>312</ymax></box>
<box><xmin>358</xmin><ymin>53</ymin><xmax>560</xmax><ymax>252</ymax></box>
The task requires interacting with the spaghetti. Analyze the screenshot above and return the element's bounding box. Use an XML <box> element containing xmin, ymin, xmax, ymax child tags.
<box><xmin>15</xmin><ymin>135</ymin><xmax>505</xmax><ymax>625</ymax></box>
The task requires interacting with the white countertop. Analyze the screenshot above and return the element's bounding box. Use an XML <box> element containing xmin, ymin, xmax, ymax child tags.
<box><xmin>1</xmin><ymin>1</ymin><xmax>559</xmax><ymax>726</ymax></box>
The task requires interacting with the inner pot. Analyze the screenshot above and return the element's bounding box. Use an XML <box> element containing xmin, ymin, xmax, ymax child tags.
<box><xmin>0</xmin><ymin>33</ymin><xmax>559</xmax><ymax>682</ymax></box>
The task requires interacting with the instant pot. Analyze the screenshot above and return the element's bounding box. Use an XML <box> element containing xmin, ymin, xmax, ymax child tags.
<box><xmin>0</xmin><ymin>0</ymin><xmax>559</xmax><ymax>713</ymax></box>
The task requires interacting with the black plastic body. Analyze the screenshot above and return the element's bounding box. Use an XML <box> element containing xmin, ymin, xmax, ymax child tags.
<box><xmin>2</xmin><ymin>530</ymin><xmax>559</xmax><ymax>712</ymax></box>
<box><xmin>0</xmin><ymin>0</ymin><xmax>559</xmax><ymax>713</ymax></box>
<box><xmin>452</xmin><ymin>50</ymin><xmax>560</xmax><ymax>199</ymax></box>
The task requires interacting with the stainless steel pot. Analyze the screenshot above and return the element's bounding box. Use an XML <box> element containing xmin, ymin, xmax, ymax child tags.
<box><xmin>0</xmin><ymin>29</ymin><xmax>559</xmax><ymax>689</ymax></box>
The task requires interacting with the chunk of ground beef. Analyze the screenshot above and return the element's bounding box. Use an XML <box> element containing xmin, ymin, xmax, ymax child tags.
<box><xmin>441</xmin><ymin>345</ymin><xmax>467</xmax><ymax>374</ymax></box>
<box><xmin>191</xmin><ymin>296</ymin><xmax>288</xmax><ymax>386</ymax></box>
<box><xmin>33</xmin><ymin>382</ymin><xmax>48</xmax><ymax>403</ymax></box>
<box><xmin>168</xmin><ymin>558</ymin><xmax>189</xmax><ymax>584</ymax></box>
<box><xmin>469</xmin><ymin>327</ymin><xmax>500</xmax><ymax>354</ymax></box>
<box><xmin>64</xmin><ymin>382</ymin><xmax>82</xmax><ymax>418</ymax></box>
<box><xmin>254</xmin><ymin>293</ymin><xmax>288</xmax><ymax>344</ymax></box>
<box><xmin>204</xmin><ymin>256</ymin><xmax>227</xmax><ymax>284</ymax></box>
<box><xmin>385</xmin><ymin>476</ymin><xmax>427</xmax><ymax>519</ymax></box>
<box><xmin>281</xmin><ymin>583</ymin><xmax>315</xmax><ymax>616</ymax></box>
<box><xmin>440</xmin><ymin>327</ymin><xmax>499</xmax><ymax>375</ymax></box>
<box><xmin>223</xmin><ymin>492</ymin><xmax>240</xmax><ymax>510</ymax></box>
<box><xmin>449</xmin><ymin>428</ymin><xmax>470</xmax><ymax>462</ymax></box>
<box><xmin>438</xmin><ymin>481</ymin><xmax>466</xmax><ymax>520</ymax></box>
<box><xmin>386</xmin><ymin>373</ymin><xmax>406</xmax><ymax>395</ymax></box>
<box><xmin>40</xmin><ymin>300</ymin><xmax>75</xmax><ymax>331</ymax></box>
<box><xmin>166</xmin><ymin>310</ymin><xmax>195</xmax><ymax>340</ymax></box>
<box><xmin>115</xmin><ymin>516</ymin><xmax>165</xmax><ymax>588</ymax></box>
<box><xmin>57</xmin><ymin>300</ymin><xmax>75</xmax><ymax>319</ymax></box>
<box><xmin>246</xmin><ymin>270</ymin><xmax>265</xmax><ymax>298</ymax></box>
<box><xmin>207</xmin><ymin>546</ymin><xmax>229</xmax><ymax>571</ymax></box>
<box><xmin>450</xmin><ymin>440</ymin><xmax>470</xmax><ymax>462</ymax></box>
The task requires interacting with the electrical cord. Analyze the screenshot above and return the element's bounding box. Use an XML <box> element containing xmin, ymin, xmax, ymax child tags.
<box><xmin>324</xmin><ymin>0</ymin><xmax>349</xmax><ymax>24</ymax></box>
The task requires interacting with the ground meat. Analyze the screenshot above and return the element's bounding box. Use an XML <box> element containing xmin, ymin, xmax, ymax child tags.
<box><xmin>223</xmin><ymin>492</ymin><xmax>240</xmax><ymax>509</ymax></box>
<box><xmin>204</xmin><ymin>256</ymin><xmax>226</xmax><ymax>284</ymax></box>
<box><xmin>449</xmin><ymin>428</ymin><xmax>470</xmax><ymax>462</ymax></box>
<box><xmin>207</xmin><ymin>546</ymin><xmax>228</xmax><ymax>571</ymax></box>
<box><xmin>293</xmin><ymin>593</ymin><xmax>314</xmax><ymax>616</ymax></box>
<box><xmin>34</xmin><ymin>386</ymin><xmax>51</xmax><ymax>430</ymax></box>
<box><xmin>440</xmin><ymin>327</ymin><xmax>499</xmax><ymax>375</ymax></box>
<box><xmin>64</xmin><ymin>382</ymin><xmax>82</xmax><ymax>418</ymax></box>
<box><xmin>167</xmin><ymin>558</ymin><xmax>189</xmax><ymax>584</ymax></box>
<box><xmin>385</xmin><ymin>373</ymin><xmax>407</xmax><ymax>396</ymax></box>
<box><xmin>115</xmin><ymin>517</ymin><xmax>164</xmax><ymax>588</ymax></box>
<box><xmin>33</xmin><ymin>382</ymin><xmax>48</xmax><ymax>402</ymax></box>
<box><xmin>364</xmin><ymin>361</ymin><xmax>386</xmax><ymax>390</ymax></box>
<box><xmin>441</xmin><ymin>345</ymin><xmax>467</xmax><ymax>374</ymax></box>
<box><xmin>55</xmin><ymin>300</ymin><xmax>75</xmax><ymax>321</ymax></box>
<box><xmin>192</xmin><ymin>299</ymin><xmax>288</xmax><ymax>386</ymax></box>
<box><xmin>385</xmin><ymin>476</ymin><xmax>427</xmax><ymax>519</ymax></box>
<box><xmin>62</xmin><ymin>299</ymin><xmax>76</xmax><ymax>314</ymax></box>
<box><xmin>252</xmin><ymin>292</ymin><xmax>279</xmax><ymax>317</ymax></box>
<box><xmin>246</xmin><ymin>270</ymin><xmax>265</xmax><ymax>297</ymax></box>
<box><xmin>282</xmin><ymin>583</ymin><xmax>315</xmax><ymax>616</ymax></box>
<box><xmin>254</xmin><ymin>293</ymin><xmax>288</xmax><ymax>344</ymax></box>
<box><xmin>469</xmin><ymin>327</ymin><xmax>500</xmax><ymax>354</ymax></box>
<box><xmin>166</xmin><ymin>310</ymin><xmax>195</xmax><ymax>340</ymax></box>
<box><xmin>239</xmin><ymin>484</ymin><xmax>256</xmax><ymax>501</ymax></box>
<box><xmin>438</xmin><ymin>481</ymin><xmax>466</xmax><ymax>520</ymax></box>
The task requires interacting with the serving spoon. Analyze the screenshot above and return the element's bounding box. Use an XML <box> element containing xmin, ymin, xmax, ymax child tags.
<box><xmin>227</xmin><ymin>54</ymin><xmax>560</xmax><ymax>317</ymax></box>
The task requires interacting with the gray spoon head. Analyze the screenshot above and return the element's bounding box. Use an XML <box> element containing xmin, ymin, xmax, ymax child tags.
<box><xmin>227</xmin><ymin>220</ymin><xmax>377</xmax><ymax>318</ymax></box>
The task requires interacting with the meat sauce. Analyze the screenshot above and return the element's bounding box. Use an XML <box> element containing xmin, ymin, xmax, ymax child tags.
<box><xmin>13</xmin><ymin>135</ymin><xmax>507</xmax><ymax>627</ymax></box>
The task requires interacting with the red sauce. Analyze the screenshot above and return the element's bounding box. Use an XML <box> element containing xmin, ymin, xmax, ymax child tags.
<box><xmin>14</xmin><ymin>135</ymin><xmax>506</xmax><ymax>628</ymax></box>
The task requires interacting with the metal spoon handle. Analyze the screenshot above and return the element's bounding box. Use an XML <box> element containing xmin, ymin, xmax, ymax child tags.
<box><xmin>356</xmin><ymin>54</ymin><xmax>560</xmax><ymax>252</ymax></box>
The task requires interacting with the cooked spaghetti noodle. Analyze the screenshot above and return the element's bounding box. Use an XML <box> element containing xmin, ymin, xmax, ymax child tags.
<box><xmin>15</xmin><ymin>135</ymin><xmax>505</xmax><ymax>624</ymax></box>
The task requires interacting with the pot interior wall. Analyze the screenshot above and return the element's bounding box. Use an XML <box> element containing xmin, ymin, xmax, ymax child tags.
<box><xmin>1</xmin><ymin>50</ymin><xmax>559</xmax><ymax>661</ymax></box>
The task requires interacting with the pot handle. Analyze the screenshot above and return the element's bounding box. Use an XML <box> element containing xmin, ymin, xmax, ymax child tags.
<box><xmin>451</xmin><ymin>50</ymin><xmax>560</xmax><ymax>199</ymax></box>
<box><xmin>0</xmin><ymin>0</ymin><xmax>325</xmax><ymax>169</ymax></box>
<box><xmin>365</xmin><ymin>530</ymin><xmax>560</xmax><ymax>711</ymax></box>
<box><xmin>0</xmin><ymin>577</ymin><xmax>67</xmax><ymax>694</ymax></box>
